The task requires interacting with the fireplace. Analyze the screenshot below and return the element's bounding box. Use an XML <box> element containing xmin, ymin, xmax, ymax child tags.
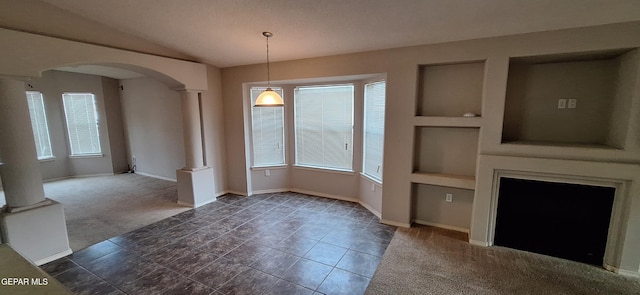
<box><xmin>494</xmin><ymin>177</ymin><xmax>615</xmax><ymax>265</ymax></box>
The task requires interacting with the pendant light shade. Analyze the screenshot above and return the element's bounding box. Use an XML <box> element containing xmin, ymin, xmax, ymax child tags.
<box><xmin>254</xmin><ymin>32</ymin><xmax>284</xmax><ymax>107</ymax></box>
<box><xmin>255</xmin><ymin>87</ymin><xmax>283</xmax><ymax>106</ymax></box>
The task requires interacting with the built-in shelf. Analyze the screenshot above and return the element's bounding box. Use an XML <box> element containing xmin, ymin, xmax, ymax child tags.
<box><xmin>501</xmin><ymin>140</ymin><xmax>621</xmax><ymax>150</ymax></box>
<box><xmin>417</xmin><ymin>61</ymin><xmax>484</xmax><ymax>117</ymax></box>
<box><xmin>502</xmin><ymin>48</ymin><xmax>638</xmax><ymax>149</ymax></box>
<box><xmin>410</xmin><ymin>172</ymin><xmax>476</xmax><ymax>190</ymax></box>
<box><xmin>413</xmin><ymin>116</ymin><xmax>482</xmax><ymax>127</ymax></box>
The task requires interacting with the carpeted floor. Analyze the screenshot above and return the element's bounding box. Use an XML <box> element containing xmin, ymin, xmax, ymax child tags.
<box><xmin>2</xmin><ymin>174</ymin><xmax>190</xmax><ymax>251</ymax></box>
<box><xmin>366</xmin><ymin>225</ymin><xmax>640</xmax><ymax>295</ymax></box>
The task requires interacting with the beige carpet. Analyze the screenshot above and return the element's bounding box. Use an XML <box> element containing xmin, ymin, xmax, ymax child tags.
<box><xmin>2</xmin><ymin>174</ymin><xmax>190</xmax><ymax>251</ymax></box>
<box><xmin>366</xmin><ymin>225</ymin><xmax>640</xmax><ymax>295</ymax></box>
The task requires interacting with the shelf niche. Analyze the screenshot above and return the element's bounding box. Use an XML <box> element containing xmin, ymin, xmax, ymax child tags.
<box><xmin>416</xmin><ymin>61</ymin><xmax>485</xmax><ymax>117</ymax></box>
<box><xmin>502</xmin><ymin>48</ymin><xmax>639</xmax><ymax>149</ymax></box>
<box><xmin>414</xmin><ymin>127</ymin><xmax>479</xmax><ymax>177</ymax></box>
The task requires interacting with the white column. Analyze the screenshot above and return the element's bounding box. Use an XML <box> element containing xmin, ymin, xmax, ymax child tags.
<box><xmin>0</xmin><ymin>78</ymin><xmax>46</xmax><ymax>209</ymax></box>
<box><xmin>0</xmin><ymin>77</ymin><xmax>71</xmax><ymax>265</ymax></box>
<box><xmin>180</xmin><ymin>90</ymin><xmax>204</xmax><ymax>170</ymax></box>
<box><xmin>176</xmin><ymin>89</ymin><xmax>215</xmax><ymax>208</ymax></box>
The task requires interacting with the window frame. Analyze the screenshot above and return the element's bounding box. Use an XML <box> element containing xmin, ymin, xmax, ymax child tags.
<box><xmin>293</xmin><ymin>83</ymin><xmax>355</xmax><ymax>172</ymax></box>
<box><xmin>249</xmin><ymin>86</ymin><xmax>286</xmax><ymax>168</ymax></box>
<box><xmin>25</xmin><ymin>91</ymin><xmax>55</xmax><ymax>160</ymax></box>
<box><xmin>362</xmin><ymin>80</ymin><xmax>386</xmax><ymax>183</ymax></box>
<box><xmin>61</xmin><ymin>92</ymin><xmax>103</xmax><ymax>157</ymax></box>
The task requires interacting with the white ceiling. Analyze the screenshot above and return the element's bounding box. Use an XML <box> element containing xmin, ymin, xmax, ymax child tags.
<box><xmin>1</xmin><ymin>0</ymin><xmax>640</xmax><ymax>68</ymax></box>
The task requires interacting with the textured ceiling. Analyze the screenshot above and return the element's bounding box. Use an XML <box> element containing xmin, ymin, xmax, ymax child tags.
<box><xmin>1</xmin><ymin>0</ymin><xmax>640</xmax><ymax>68</ymax></box>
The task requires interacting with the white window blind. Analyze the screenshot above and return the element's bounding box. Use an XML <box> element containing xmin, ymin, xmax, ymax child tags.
<box><xmin>363</xmin><ymin>81</ymin><xmax>386</xmax><ymax>182</ymax></box>
<box><xmin>251</xmin><ymin>87</ymin><xmax>285</xmax><ymax>167</ymax></box>
<box><xmin>26</xmin><ymin>91</ymin><xmax>54</xmax><ymax>159</ymax></box>
<box><xmin>294</xmin><ymin>84</ymin><xmax>354</xmax><ymax>171</ymax></box>
<box><xmin>62</xmin><ymin>93</ymin><xmax>102</xmax><ymax>155</ymax></box>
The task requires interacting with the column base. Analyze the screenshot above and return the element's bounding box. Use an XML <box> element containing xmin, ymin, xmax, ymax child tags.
<box><xmin>0</xmin><ymin>199</ymin><xmax>72</xmax><ymax>265</ymax></box>
<box><xmin>176</xmin><ymin>167</ymin><xmax>216</xmax><ymax>208</ymax></box>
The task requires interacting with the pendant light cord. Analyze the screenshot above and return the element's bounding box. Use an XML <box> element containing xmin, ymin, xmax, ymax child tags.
<box><xmin>266</xmin><ymin>34</ymin><xmax>271</xmax><ymax>88</ymax></box>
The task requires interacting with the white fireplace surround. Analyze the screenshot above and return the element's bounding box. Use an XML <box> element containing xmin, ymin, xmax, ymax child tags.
<box><xmin>470</xmin><ymin>154</ymin><xmax>640</xmax><ymax>277</ymax></box>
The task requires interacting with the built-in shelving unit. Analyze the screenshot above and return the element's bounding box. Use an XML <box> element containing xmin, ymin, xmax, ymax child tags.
<box><xmin>410</xmin><ymin>172</ymin><xmax>475</xmax><ymax>190</ymax></box>
<box><xmin>412</xmin><ymin>61</ymin><xmax>484</xmax><ymax>191</ymax></box>
<box><xmin>502</xmin><ymin>48</ymin><xmax>638</xmax><ymax>150</ymax></box>
<box><xmin>411</xmin><ymin>60</ymin><xmax>485</xmax><ymax>230</ymax></box>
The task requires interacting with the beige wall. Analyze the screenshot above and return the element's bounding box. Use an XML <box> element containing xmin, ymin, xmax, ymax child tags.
<box><xmin>27</xmin><ymin>70</ymin><xmax>127</xmax><ymax>180</ymax></box>
<box><xmin>201</xmin><ymin>65</ymin><xmax>228</xmax><ymax>195</ymax></box>
<box><xmin>119</xmin><ymin>78</ymin><xmax>185</xmax><ymax>180</ymax></box>
<box><xmin>222</xmin><ymin>22</ymin><xmax>640</xmax><ymax>275</ymax></box>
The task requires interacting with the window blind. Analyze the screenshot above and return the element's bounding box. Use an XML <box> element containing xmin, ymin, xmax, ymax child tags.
<box><xmin>62</xmin><ymin>93</ymin><xmax>102</xmax><ymax>155</ymax></box>
<box><xmin>363</xmin><ymin>81</ymin><xmax>386</xmax><ymax>182</ymax></box>
<box><xmin>251</xmin><ymin>87</ymin><xmax>285</xmax><ymax>166</ymax></box>
<box><xmin>294</xmin><ymin>84</ymin><xmax>354</xmax><ymax>171</ymax></box>
<box><xmin>26</xmin><ymin>91</ymin><xmax>54</xmax><ymax>159</ymax></box>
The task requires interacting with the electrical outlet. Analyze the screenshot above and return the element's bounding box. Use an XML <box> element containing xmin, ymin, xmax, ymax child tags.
<box><xmin>371</xmin><ymin>183</ymin><xmax>376</xmax><ymax>192</ymax></box>
<box><xmin>445</xmin><ymin>193</ymin><xmax>453</xmax><ymax>203</ymax></box>
<box><xmin>265</xmin><ymin>169</ymin><xmax>270</xmax><ymax>177</ymax></box>
<box><xmin>568</xmin><ymin>98</ymin><xmax>577</xmax><ymax>109</ymax></box>
<box><xmin>558</xmin><ymin>99</ymin><xmax>567</xmax><ymax>109</ymax></box>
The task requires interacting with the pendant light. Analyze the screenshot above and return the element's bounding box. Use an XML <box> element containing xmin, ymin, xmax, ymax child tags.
<box><xmin>254</xmin><ymin>32</ymin><xmax>284</xmax><ymax>107</ymax></box>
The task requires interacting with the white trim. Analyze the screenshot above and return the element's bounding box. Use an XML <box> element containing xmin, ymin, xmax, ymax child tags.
<box><xmin>413</xmin><ymin>219</ymin><xmax>470</xmax><ymax>233</ymax></box>
<box><xmin>603</xmin><ymin>264</ymin><xmax>640</xmax><ymax>278</ymax></box>
<box><xmin>70</xmin><ymin>173</ymin><xmax>114</xmax><ymax>178</ymax></box>
<box><xmin>380</xmin><ymin>219</ymin><xmax>411</xmax><ymax>228</ymax></box>
<box><xmin>224</xmin><ymin>190</ymin><xmax>247</xmax><ymax>196</ymax></box>
<box><xmin>68</xmin><ymin>154</ymin><xmax>104</xmax><ymax>159</ymax></box>
<box><xmin>292</xmin><ymin>165</ymin><xmax>355</xmax><ymax>175</ymax></box>
<box><xmin>470</xmin><ymin>239</ymin><xmax>491</xmax><ymax>247</ymax></box>
<box><xmin>251</xmin><ymin>165</ymin><xmax>288</xmax><ymax>171</ymax></box>
<box><xmin>289</xmin><ymin>188</ymin><xmax>359</xmax><ymax>203</ymax></box>
<box><xmin>360</xmin><ymin>172</ymin><xmax>382</xmax><ymax>185</ymax></box>
<box><xmin>33</xmin><ymin>249</ymin><xmax>73</xmax><ymax>266</ymax></box>
<box><xmin>358</xmin><ymin>201</ymin><xmax>381</xmax><ymax>219</ymax></box>
<box><xmin>177</xmin><ymin>197</ymin><xmax>217</xmax><ymax>208</ymax></box>
<box><xmin>37</xmin><ymin>156</ymin><xmax>56</xmax><ymax>162</ymax></box>
<box><xmin>251</xmin><ymin>188</ymin><xmax>290</xmax><ymax>195</ymax></box>
<box><xmin>134</xmin><ymin>171</ymin><xmax>177</xmax><ymax>182</ymax></box>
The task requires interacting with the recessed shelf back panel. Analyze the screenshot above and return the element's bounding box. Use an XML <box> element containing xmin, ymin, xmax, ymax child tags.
<box><xmin>414</xmin><ymin>127</ymin><xmax>479</xmax><ymax>176</ymax></box>
<box><xmin>417</xmin><ymin>62</ymin><xmax>484</xmax><ymax>117</ymax></box>
<box><xmin>502</xmin><ymin>48</ymin><xmax>638</xmax><ymax>149</ymax></box>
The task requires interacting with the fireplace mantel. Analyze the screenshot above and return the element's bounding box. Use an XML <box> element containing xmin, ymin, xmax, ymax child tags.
<box><xmin>470</xmin><ymin>154</ymin><xmax>640</xmax><ymax>277</ymax></box>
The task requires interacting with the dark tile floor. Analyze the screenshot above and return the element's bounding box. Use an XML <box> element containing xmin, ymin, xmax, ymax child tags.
<box><xmin>41</xmin><ymin>192</ymin><xmax>396</xmax><ymax>295</ymax></box>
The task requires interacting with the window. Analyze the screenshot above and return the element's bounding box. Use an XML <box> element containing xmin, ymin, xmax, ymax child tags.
<box><xmin>62</xmin><ymin>93</ymin><xmax>102</xmax><ymax>156</ymax></box>
<box><xmin>26</xmin><ymin>91</ymin><xmax>54</xmax><ymax>159</ymax></box>
<box><xmin>363</xmin><ymin>81</ymin><xmax>386</xmax><ymax>182</ymax></box>
<box><xmin>294</xmin><ymin>84</ymin><xmax>354</xmax><ymax>171</ymax></box>
<box><xmin>251</xmin><ymin>87</ymin><xmax>285</xmax><ymax>167</ymax></box>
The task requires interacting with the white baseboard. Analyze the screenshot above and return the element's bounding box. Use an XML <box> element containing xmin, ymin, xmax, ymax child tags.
<box><xmin>134</xmin><ymin>171</ymin><xmax>177</xmax><ymax>182</ymax></box>
<box><xmin>359</xmin><ymin>201</ymin><xmax>381</xmax><ymax>219</ymax></box>
<box><xmin>604</xmin><ymin>264</ymin><xmax>640</xmax><ymax>278</ymax></box>
<box><xmin>71</xmin><ymin>173</ymin><xmax>115</xmax><ymax>178</ymax></box>
<box><xmin>290</xmin><ymin>188</ymin><xmax>360</xmax><ymax>203</ymax></box>
<box><xmin>33</xmin><ymin>248</ymin><xmax>73</xmax><ymax>266</ymax></box>
<box><xmin>224</xmin><ymin>190</ymin><xmax>247</xmax><ymax>196</ymax></box>
<box><xmin>469</xmin><ymin>239</ymin><xmax>491</xmax><ymax>247</ymax></box>
<box><xmin>251</xmin><ymin>188</ymin><xmax>290</xmax><ymax>195</ymax></box>
<box><xmin>380</xmin><ymin>219</ymin><xmax>411</xmax><ymax>228</ymax></box>
<box><xmin>412</xmin><ymin>219</ymin><xmax>470</xmax><ymax>234</ymax></box>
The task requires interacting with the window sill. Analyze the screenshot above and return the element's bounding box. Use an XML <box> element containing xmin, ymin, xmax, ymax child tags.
<box><xmin>360</xmin><ymin>172</ymin><xmax>382</xmax><ymax>185</ymax></box>
<box><xmin>38</xmin><ymin>157</ymin><xmax>56</xmax><ymax>162</ymax></box>
<box><xmin>293</xmin><ymin>165</ymin><xmax>355</xmax><ymax>175</ymax></box>
<box><xmin>251</xmin><ymin>165</ymin><xmax>288</xmax><ymax>170</ymax></box>
<box><xmin>69</xmin><ymin>154</ymin><xmax>104</xmax><ymax>159</ymax></box>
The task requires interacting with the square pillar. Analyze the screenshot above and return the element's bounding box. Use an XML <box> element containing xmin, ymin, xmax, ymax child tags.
<box><xmin>0</xmin><ymin>199</ymin><xmax>72</xmax><ymax>265</ymax></box>
<box><xmin>176</xmin><ymin>167</ymin><xmax>216</xmax><ymax>207</ymax></box>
